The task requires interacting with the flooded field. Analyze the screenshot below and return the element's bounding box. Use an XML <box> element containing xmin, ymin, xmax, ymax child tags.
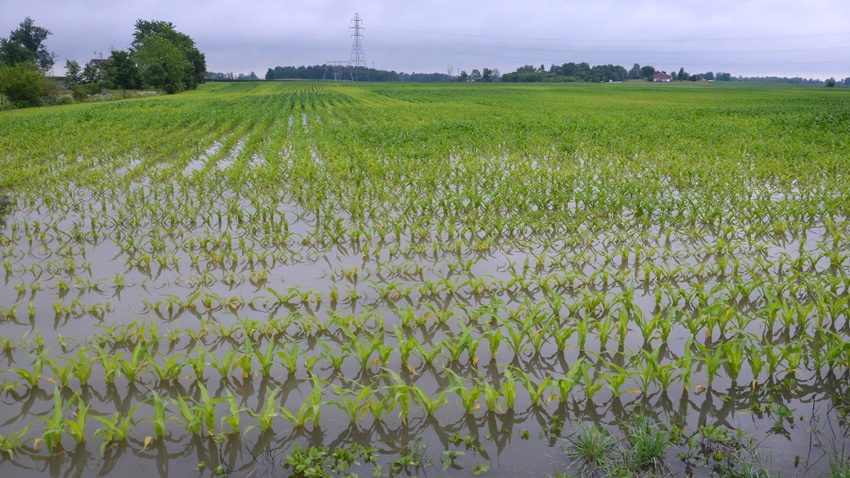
<box><xmin>1</xmin><ymin>81</ymin><xmax>849</xmax><ymax>477</ymax></box>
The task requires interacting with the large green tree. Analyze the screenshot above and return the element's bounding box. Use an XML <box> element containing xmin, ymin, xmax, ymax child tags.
<box><xmin>103</xmin><ymin>49</ymin><xmax>140</xmax><ymax>93</ymax></box>
<box><xmin>131</xmin><ymin>20</ymin><xmax>205</xmax><ymax>93</ymax></box>
<box><xmin>0</xmin><ymin>17</ymin><xmax>55</xmax><ymax>70</ymax></box>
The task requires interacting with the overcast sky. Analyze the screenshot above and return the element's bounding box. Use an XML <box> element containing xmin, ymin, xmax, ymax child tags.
<box><xmin>2</xmin><ymin>0</ymin><xmax>849</xmax><ymax>80</ymax></box>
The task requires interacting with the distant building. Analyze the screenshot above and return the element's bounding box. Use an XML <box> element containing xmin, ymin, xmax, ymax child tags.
<box><xmin>653</xmin><ymin>72</ymin><xmax>673</xmax><ymax>82</ymax></box>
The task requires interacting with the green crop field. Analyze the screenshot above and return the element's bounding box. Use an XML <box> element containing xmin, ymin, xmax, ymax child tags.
<box><xmin>1</xmin><ymin>81</ymin><xmax>849</xmax><ymax>477</ymax></box>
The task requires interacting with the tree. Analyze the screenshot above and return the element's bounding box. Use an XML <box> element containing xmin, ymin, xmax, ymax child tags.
<box><xmin>135</xmin><ymin>35</ymin><xmax>189</xmax><ymax>93</ymax></box>
<box><xmin>703</xmin><ymin>71</ymin><xmax>714</xmax><ymax>81</ymax></box>
<box><xmin>131</xmin><ymin>20</ymin><xmax>205</xmax><ymax>93</ymax></box>
<box><xmin>0</xmin><ymin>38</ymin><xmax>33</xmax><ymax>66</ymax></box>
<box><xmin>102</xmin><ymin>50</ymin><xmax>140</xmax><ymax>94</ymax></box>
<box><xmin>0</xmin><ymin>62</ymin><xmax>50</xmax><ymax>106</ymax></box>
<box><xmin>677</xmin><ymin>67</ymin><xmax>687</xmax><ymax>81</ymax></box>
<box><xmin>639</xmin><ymin>65</ymin><xmax>656</xmax><ymax>81</ymax></box>
<box><xmin>79</xmin><ymin>61</ymin><xmax>105</xmax><ymax>94</ymax></box>
<box><xmin>65</xmin><ymin>60</ymin><xmax>81</xmax><ymax>85</ymax></box>
<box><xmin>482</xmin><ymin>67</ymin><xmax>493</xmax><ymax>82</ymax></box>
<box><xmin>628</xmin><ymin>63</ymin><xmax>641</xmax><ymax>79</ymax></box>
<box><xmin>0</xmin><ymin>17</ymin><xmax>55</xmax><ymax>70</ymax></box>
<box><xmin>470</xmin><ymin>69</ymin><xmax>481</xmax><ymax>82</ymax></box>
<box><xmin>458</xmin><ymin>70</ymin><xmax>469</xmax><ymax>82</ymax></box>
<box><xmin>825</xmin><ymin>77</ymin><xmax>836</xmax><ymax>87</ymax></box>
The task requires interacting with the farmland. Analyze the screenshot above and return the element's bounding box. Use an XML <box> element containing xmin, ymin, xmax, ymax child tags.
<box><xmin>1</xmin><ymin>80</ymin><xmax>849</xmax><ymax>477</ymax></box>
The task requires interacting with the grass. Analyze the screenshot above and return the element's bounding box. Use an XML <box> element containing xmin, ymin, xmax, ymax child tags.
<box><xmin>562</xmin><ymin>422</ymin><xmax>619</xmax><ymax>477</ymax></box>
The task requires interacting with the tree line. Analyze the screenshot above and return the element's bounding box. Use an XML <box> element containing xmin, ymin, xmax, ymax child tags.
<box><xmin>0</xmin><ymin>17</ymin><xmax>206</xmax><ymax>108</ymax></box>
<box><xmin>263</xmin><ymin>65</ymin><xmax>453</xmax><ymax>82</ymax></box>
<box><xmin>499</xmin><ymin>63</ymin><xmax>733</xmax><ymax>83</ymax></box>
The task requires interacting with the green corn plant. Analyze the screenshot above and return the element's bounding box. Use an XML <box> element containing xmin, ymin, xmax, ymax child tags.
<box><xmin>575</xmin><ymin>316</ymin><xmax>590</xmax><ymax>351</ymax></box>
<box><xmin>478</xmin><ymin>377</ymin><xmax>502</xmax><ymax>412</ymax></box>
<box><xmin>342</xmin><ymin>328</ymin><xmax>384</xmax><ymax>370</ymax></box>
<box><xmin>174</xmin><ymin>395</ymin><xmax>205</xmax><ymax>436</ymax></box>
<box><xmin>440</xmin><ymin>336</ymin><xmax>470</xmax><ymax>364</ymax></box>
<box><xmin>596</xmin><ymin>358</ymin><xmax>634</xmax><ymax>397</ymax></box>
<box><xmin>146</xmin><ymin>390</ymin><xmax>168</xmax><ymax>438</ymax></box>
<box><xmin>65</xmin><ymin>394</ymin><xmax>91</xmax><ymax>444</ymax></box>
<box><xmin>328</xmin><ymin>380</ymin><xmax>377</xmax><ymax>424</ymax></box>
<box><xmin>254</xmin><ymin>338</ymin><xmax>278</xmax><ymax>377</ymax></box>
<box><xmin>17</xmin><ymin>349</ymin><xmax>50</xmax><ymax>388</ymax></box>
<box><xmin>117</xmin><ymin>339</ymin><xmax>152</xmax><ymax>382</ymax></box>
<box><xmin>413</xmin><ymin>341</ymin><xmax>444</xmax><ymax>365</ymax></box>
<box><xmin>553</xmin><ymin>326</ymin><xmax>574</xmax><ymax>352</ymax></box>
<box><xmin>579</xmin><ymin>361</ymin><xmax>603</xmax><ymax>401</ymax></box>
<box><xmin>781</xmin><ymin>341</ymin><xmax>804</xmax><ymax>376</ymax></box>
<box><xmin>653</xmin><ymin>360</ymin><xmax>681</xmax><ymax>391</ymax></box>
<box><xmin>485</xmin><ymin>327</ymin><xmax>503</xmax><ymax>358</ymax></box>
<box><xmin>38</xmin><ymin>386</ymin><xmax>67</xmax><ymax>453</ymax></box>
<box><xmin>381</xmin><ymin>369</ymin><xmax>414</xmax><ymax>424</ymax></box>
<box><xmin>188</xmin><ymin>348</ymin><xmax>209</xmax><ymax>381</ymax></box>
<box><xmin>501</xmin><ymin>367</ymin><xmax>517</xmax><ymax>410</ymax></box>
<box><xmin>207</xmin><ymin>347</ymin><xmax>237</xmax><ymax>379</ymax></box>
<box><xmin>277</xmin><ymin>343</ymin><xmax>300</xmax><ymax>374</ymax></box>
<box><xmin>722</xmin><ymin>338</ymin><xmax>746</xmax><ymax>383</ymax></box>
<box><xmin>676</xmin><ymin>336</ymin><xmax>695</xmax><ymax>390</ymax></box>
<box><xmin>318</xmin><ymin>339</ymin><xmax>351</xmax><ymax>371</ymax></box>
<box><xmin>501</xmin><ymin>322</ymin><xmax>529</xmax><ymax>359</ymax></box>
<box><xmin>220</xmin><ymin>390</ymin><xmax>245</xmax><ymax>435</ymax></box>
<box><xmin>410</xmin><ymin>383</ymin><xmax>455</xmax><ymax>416</ymax></box>
<box><xmin>281</xmin><ymin>377</ymin><xmax>326</xmax><ymax>427</ymax></box>
<box><xmin>196</xmin><ymin>381</ymin><xmax>225</xmax><ymax>436</ymax></box>
<box><xmin>93</xmin><ymin>406</ymin><xmax>138</xmax><ymax>454</ymax></box>
<box><xmin>514</xmin><ymin>368</ymin><xmax>554</xmax><ymax>405</ymax></box>
<box><xmin>595</xmin><ymin>313</ymin><xmax>615</xmax><ymax>350</ymax></box>
<box><xmin>526</xmin><ymin>328</ymin><xmax>547</xmax><ymax>357</ymax></box>
<box><xmin>445</xmin><ymin>369</ymin><xmax>481</xmax><ymax>413</ymax></box>
<box><xmin>633</xmin><ymin>351</ymin><xmax>659</xmax><ymax>394</ymax></box>
<box><xmin>247</xmin><ymin>386</ymin><xmax>282</xmax><ymax>432</ymax></box>
<box><xmin>763</xmin><ymin>343</ymin><xmax>783</xmax><ymax>378</ymax></box>
<box><xmin>147</xmin><ymin>351</ymin><xmax>186</xmax><ymax>383</ymax></box>
<box><xmin>94</xmin><ymin>347</ymin><xmax>120</xmax><ymax>385</ymax></box>
<box><xmin>554</xmin><ymin>362</ymin><xmax>583</xmax><ymax>404</ymax></box>
<box><xmin>0</xmin><ymin>424</ymin><xmax>32</xmax><ymax>459</ymax></box>
<box><xmin>695</xmin><ymin>343</ymin><xmax>726</xmax><ymax>387</ymax></box>
<box><xmin>394</xmin><ymin>326</ymin><xmax>418</xmax><ymax>365</ymax></box>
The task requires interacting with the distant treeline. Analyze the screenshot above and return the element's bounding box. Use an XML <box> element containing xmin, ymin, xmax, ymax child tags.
<box><xmin>734</xmin><ymin>76</ymin><xmax>847</xmax><ymax>86</ymax></box>
<box><xmin>259</xmin><ymin>62</ymin><xmax>846</xmax><ymax>85</ymax></box>
<box><xmin>264</xmin><ymin>65</ymin><xmax>450</xmax><ymax>82</ymax></box>
<box><xmin>499</xmin><ymin>63</ymin><xmax>734</xmax><ymax>82</ymax></box>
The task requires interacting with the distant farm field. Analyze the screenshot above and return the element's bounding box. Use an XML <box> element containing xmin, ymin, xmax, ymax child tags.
<box><xmin>1</xmin><ymin>81</ymin><xmax>849</xmax><ymax>477</ymax></box>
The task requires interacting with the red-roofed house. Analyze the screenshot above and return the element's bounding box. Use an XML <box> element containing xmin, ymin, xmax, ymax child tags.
<box><xmin>653</xmin><ymin>72</ymin><xmax>673</xmax><ymax>82</ymax></box>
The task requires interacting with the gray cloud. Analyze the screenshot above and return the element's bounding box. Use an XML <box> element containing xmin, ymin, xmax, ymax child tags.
<box><xmin>2</xmin><ymin>0</ymin><xmax>848</xmax><ymax>79</ymax></box>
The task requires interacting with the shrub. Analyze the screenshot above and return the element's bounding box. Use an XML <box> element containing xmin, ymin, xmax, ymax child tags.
<box><xmin>0</xmin><ymin>62</ymin><xmax>50</xmax><ymax>106</ymax></box>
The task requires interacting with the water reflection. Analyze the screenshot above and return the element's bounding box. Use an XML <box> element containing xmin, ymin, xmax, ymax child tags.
<box><xmin>0</xmin><ymin>192</ymin><xmax>12</xmax><ymax>231</ymax></box>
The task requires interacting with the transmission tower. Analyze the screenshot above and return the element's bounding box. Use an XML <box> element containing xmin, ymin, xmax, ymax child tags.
<box><xmin>323</xmin><ymin>61</ymin><xmax>353</xmax><ymax>81</ymax></box>
<box><xmin>348</xmin><ymin>13</ymin><xmax>366</xmax><ymax>68</ymax></box>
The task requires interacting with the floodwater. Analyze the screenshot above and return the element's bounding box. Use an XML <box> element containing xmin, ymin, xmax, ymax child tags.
<box><xmin>0</xmin><ymin>179</ymin><xmax>848</xmax><ymax>478</ymax></box>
